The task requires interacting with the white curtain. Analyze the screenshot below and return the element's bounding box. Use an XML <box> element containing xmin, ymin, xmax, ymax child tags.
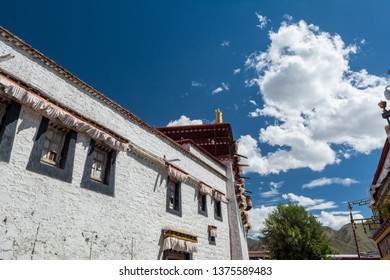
<box><xmin>209</xmin><ymin>228</ymin><xmax>217</xmax><ymax>238</ymax></box>
<box><xmin>0</xmin><ymin>77</ymin><xmax>128</xmax><ymax>152</ymax></box>
<box><xmin>162</xmin><ymin>236</ymin><xmax>198</xmax><ymax>253</ymax></box>
<box><xmin>199</xmin><ymin>183</ymin><xmax>213</xmax><ymax>196</ymax></box>
<box><xmin>167</xmin><ymin>165</ymin><xmax>189</xmax><ymax>183</ymax></box>
<box><xmin>214</xmin><ymin>191</ymin><xmax>229</xmax><ymax>203</ymax></box>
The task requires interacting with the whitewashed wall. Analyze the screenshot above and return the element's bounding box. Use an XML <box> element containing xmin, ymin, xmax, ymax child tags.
<box><xmin>0</xmin><ymin>39</ymin><xmax>227</xmax><ymax>191</ymax></box>
<box><xmin>0</xmin><ymin>37</ymin><xmax>235</xmax><ymax>260</ymax></box>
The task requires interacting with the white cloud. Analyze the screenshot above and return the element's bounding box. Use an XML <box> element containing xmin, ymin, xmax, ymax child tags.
<box><xmin>167</xmin><ymin>115</ymin><xmax>203</xmax><ymax>126</ymax></box>
<box><xmin>221</xmin><ymin>40</ymin><xmax>230</xmax><ymax>47</ymax></box>
<box><xmin>248</xmin><ymin>108</ymin><xmax>262</xmax><ymax>117</ymax></box>
<box><xmin>303</xmin><ymin>177</ymin><xmax>359</xmax><ymax>189</ymax></box>
<box><xmin>316</xmin><ymin>211</ymin><xmax>364</xmax><ymax>230</ymax></box>
<box><xmin>221</xmin><ymin>82</ymin><xmax>230</xmax><ymax>91</ymax></box>
<box><xmin>282</xmin><ymin>193</ymin><xmax>337</xmax><ymax>211</ymax></box>
<box><xmin>255</xmin><ymin>12</ymin><xmax>269</xmax><ymax>29</ymax></box>
<box><xmin>191</xmin><ymin>81</ymin><xmax>202</xmax><ymax>87</ymax></box>
<box><xmin>211</xmin><ymin>82</ymin><xmax>230</xmax><ymax>95</ymax></box>
<box><xmin>249</xmin><ymin>100</ymin><xmax>258</xmax><ymax>106</ymax></box>
<box><xmin>234</xmin><ymin>68</ymin><xmax>241</xmax><ymax>75</ymax></box>
<box><xmin>240</xmin><ymin>20</ymin><xmax>387</xmax><ymax>175</ymax></box>
<box><xmin>248</xmin><ymin>205</ymin><xmax>276</xmax><ymax>237</ymax></box>
<box><xmin>283</xmin><ymin>14</ymin><xmax>293</xmax><ymax>21</ymax></box>
<box><xmin>261</xmin><ymin>181</ymin><xmax>284</xmax><ymax>198</ymax></box>
<box><xmin>248</xmin><ymin>204</ymin><xmax>360</xmax><ymax>234</ymax></box>
<box><xmin>211</xmin><ymin>87</ymin><xmax>223</xmax><ymax>95</ymax></box>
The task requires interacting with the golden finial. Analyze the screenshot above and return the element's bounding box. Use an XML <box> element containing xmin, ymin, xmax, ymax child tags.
<box><xmin>379</xmin><ymin>100</ymin><xmax>387</xmax><ymax>112</ymax></box>
<box><xmin>215</xmin><ymin>108</ymin><xmax>223</xmax><ymax>123</ymax></box>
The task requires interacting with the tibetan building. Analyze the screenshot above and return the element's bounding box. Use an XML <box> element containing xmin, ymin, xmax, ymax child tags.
<box><xmin>0</xmin><ymin>26</ymin><xmax>249</xmax><ymax>260</ymax></box>
<box><xmin>369</xmin><ymin>138</ymin><xmax>390</xmax><ymax>260</ymax></box>
<box><xmin>157</xmin><ymin>109</ymin><xmax>253</xmax><ymax>235</ymax></box>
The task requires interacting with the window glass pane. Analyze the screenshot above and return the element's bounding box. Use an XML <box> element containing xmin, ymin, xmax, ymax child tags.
<box><xmin>201</xmin><ymin>195</ymin><xmax>206</xmax><ymax>211</ymax></box>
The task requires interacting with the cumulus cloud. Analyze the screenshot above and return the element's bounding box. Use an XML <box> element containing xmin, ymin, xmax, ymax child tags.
<box><xmin>248</xmin><ymin>204</ymin><xmax>360</xmax><ymax>234</ymax></box>
<box><xmin>316</xmin><ymin>211</ymin><xmax>364</xmax><ymax>230</ymax></box>
<box><xmin>303</xmin><ymin>177</ymin><xmax>359</xmax><ymax>189</ymax></box>
<box><xmin>255</xmin><ymin>12</ymin><xmax>269</xmax><ymax>29</ymax></box>
<box><xmin>248</xmin><ymin>205</ymin><xmax>276</xmax><ymax>237</ymax></box>
<box><xmin>249</xmin><ymin>100</ymin><xmax>258</xmax><ymax>106</ymax></box>
<box><xmin>239</xmin><ymin>19</ymin><xmax>388</xmax><ymax>175</ymax></box>
<box><xmin>167</xmin><ymin>115</ymin><xmax>203</xmax><ymax>126</ymax></box>
<box><xmin>282</xmin><ymin>193</ymin><xmax>337</xmax><ymax>211</ymax></box>
<box><xmin>248</xmin><ymin>203</ymin><xmax>354</xmax><ymax>234</ymax></box>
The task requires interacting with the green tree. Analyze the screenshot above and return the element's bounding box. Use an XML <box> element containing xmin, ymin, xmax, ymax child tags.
<box><xmin>262</xmin><ymin>203</ymin><xmax>334</xmax><ymax>259</ymax></box>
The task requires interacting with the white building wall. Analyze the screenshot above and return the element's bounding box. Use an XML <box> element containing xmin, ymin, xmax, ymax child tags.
<box><xmin>0</xmin><ymin>106</ymin><xmax>230</xmax><ymax>259</ymax></box>
<box><xmin>0</xmin><ymin>35</ymin><xmax>236</xmax><ymax>260</ymax></box>
<box><xmin>0</xmin><ymin>39</ymin><xmax>226</xmax><ymax>191</ymax></box>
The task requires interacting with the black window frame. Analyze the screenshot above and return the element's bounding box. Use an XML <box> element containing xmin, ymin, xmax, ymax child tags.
<box><xmin>198</xmin><ymin>192</ymin><xmax>208</xmax><ymax>217</ymax></box>
<box><xmin>162</xmin><ymin>250</ymin><xmax>192</xmax><ymax>260</ymax></box>
<box><xmin>166</xmin><ymin>177</ymin><xmax>182</xmax><ymax>217</ymax></box>
<box><xmin>81</xmin><ymin>139</ymin><xmax>116</xmax><ymax>197</ymax></box>
<box><xmin>26</xmin><ymin>116</ymin><xmax>77</xmax><ymax>183</ymax></box>
<box><xmin>214</xmin><ymin>199</ymin><xmax>223</xmax><ymax>221</ymax></box>
<box><xmin>0</xmin><ymin>101</ymin><xmax>21</xmax><ymax>163</ymax></box>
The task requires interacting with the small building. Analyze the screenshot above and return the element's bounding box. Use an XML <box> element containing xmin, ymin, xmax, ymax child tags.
<box><xmin>0</xmin><ymin>27</ymin><xmax>248</xmax><ymax>260</ymax></box>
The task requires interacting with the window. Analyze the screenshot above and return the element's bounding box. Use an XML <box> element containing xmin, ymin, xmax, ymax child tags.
<box><xmin>81</xmin><ymin>139</ymin><xmax>116</xmax><ymax>196</ymax></box>
<box><xmin>26</xmin><ymin>117</ymin><xmax>77</xmax><ymax>183</ymax></box>
<box><xmin>198</xmin><ymin>192</ymin><xmax>207</xmax><ymax>216</ymax></box>
<box><xmin>214</xmin><ymin>200</ymin><xmax>222</xmax><ymax>221</ymax></box>
<box><xmin>163</xmin><ymin>250</ymin><xmax>192</xmax><ymax>260</ymax></box>
<box><xmin>208</xmin><ymin>226</ymin><xmax>217</xmax><ymax>245</ymax></box>
<box><xmin>0</xmin><ymin>102</ymin><xmax>7</xmax><ymax>127</ymax></box>
<box><xmin>90</xmin><ymin>145</ymin><xmax>109</xmax><ymax>182</ymax></box>
<box><xmin>40</xmin><ymin>123</ymin><xmax>67</xmax><ymax>166</ymax></box>
<box><xmin>0</xmin><ymin>98</ymin><xmax>21</xmax><ymax>163</ymax></box>
<box><xmin>166</xmin><ymin>178</ymin><xmax>181</xmax><ymax>216</ymax></box>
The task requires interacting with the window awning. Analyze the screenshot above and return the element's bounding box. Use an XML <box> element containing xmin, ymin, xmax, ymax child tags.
<box><xmin>214</xmin><ymin>190</ymin><xmax>229</xmax><ymax>203</ymax></box>
<box><xmin>0</xmin><ymin>75</ymin><xmax>128</xmax><ymax>151</ymax></box>
<box><xmin>199</xmin><ymin>182</ymin><xmax>213</xmax><ymax>196</ymax></box>
<box><xmin>162</xmin><ymin>227</ymin><xmax>198</xmax><ymax>254</ymax></box>
<box><xmin>167</xmin><ymin>165</ymin><xmax>189</xmax><ymax>183</ymax></box>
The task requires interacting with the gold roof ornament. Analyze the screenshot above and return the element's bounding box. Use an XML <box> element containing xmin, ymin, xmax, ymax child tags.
<box><xmin>215</xmin><ymin>108</ymin><xmax>223</xmax><ymax>123</ymax></box>
<box><xmin>378</xmin><ymin>100</ymin><xmax>387</xmax><ymax>112</ymax></box>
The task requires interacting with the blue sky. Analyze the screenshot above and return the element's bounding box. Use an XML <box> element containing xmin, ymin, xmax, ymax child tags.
<box><xmin>2</xmin><ymin>0</ymin><xmax>390</xmax><ymax>236</ymax></box>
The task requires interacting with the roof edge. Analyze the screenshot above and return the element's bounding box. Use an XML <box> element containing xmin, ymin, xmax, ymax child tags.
<box><xmin>0</xmin><ymin>26</ymin><xmax>228</xmax><ymax>179</ymax></box>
